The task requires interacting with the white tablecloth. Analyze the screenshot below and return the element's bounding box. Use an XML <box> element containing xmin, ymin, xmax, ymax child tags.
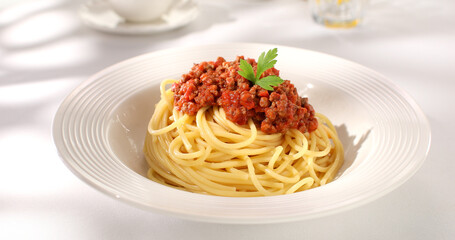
<box><xmin>1</xmin><ymin>0</ymin><xmax>454</xmax><ymax>239</ymax></box>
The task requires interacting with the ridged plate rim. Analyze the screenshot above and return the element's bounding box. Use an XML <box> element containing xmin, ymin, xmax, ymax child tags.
<box><xmin>52</xmin><ymin>43</ymin><xmax>431</xmax><ymax>224</ymax></box>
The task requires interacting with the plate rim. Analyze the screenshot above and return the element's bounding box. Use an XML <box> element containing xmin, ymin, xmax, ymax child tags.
<box><xmin>52</xmin><ymin>42</ymin><xmax>431</xmax><ymax>223</ymax></box>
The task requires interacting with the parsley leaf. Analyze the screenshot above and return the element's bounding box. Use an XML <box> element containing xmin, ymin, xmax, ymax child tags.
<box><xmin>237</xmin><ymin>48</ymin><xmax>284</xmax><ymax>91</ymax></box>
<box><xmin>256</xmin><ymin>48</ymin><xmax>278</xmax><ymax>81</ymax></box>
<box><xmin>256</xmin><ymin>75</ymin><xmax>284</xmax><ymax>91</ymax></box>
<box><xmin>238</xmin><ymin>59</ymin><xmax>256</xmax><ymax>84</ymax></box>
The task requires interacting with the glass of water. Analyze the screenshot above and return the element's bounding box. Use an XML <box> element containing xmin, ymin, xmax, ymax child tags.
<box><xmin>309</xmin><ymin>0</ymin><xmax>367</xmax><ymax>28</ymax></box>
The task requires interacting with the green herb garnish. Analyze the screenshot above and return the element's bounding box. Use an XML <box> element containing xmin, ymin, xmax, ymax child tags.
<box><xmin>237</xmin><ymin>48</ymin><xmax>284</xmax><ymax>91</ymax></box>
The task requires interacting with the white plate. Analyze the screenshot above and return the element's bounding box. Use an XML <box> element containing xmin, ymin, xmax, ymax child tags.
<box><xmin>78</xmin><ymin>0</ymin><xmax>199</xmax><ymax>35</ymax></box>
<box><xmin>53</xmin><ymin>43</ymin><xmax>431</xmax><ymax>223</ymax></box>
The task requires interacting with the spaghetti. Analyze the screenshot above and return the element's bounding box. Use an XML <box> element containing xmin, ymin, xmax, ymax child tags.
<box><xmin>143</xmin><ymin>79</ymin><xmax>344</xmax><ymax>197</ymax></box>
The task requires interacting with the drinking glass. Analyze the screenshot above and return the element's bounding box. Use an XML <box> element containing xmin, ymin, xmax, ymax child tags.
<box><xmin>309</xmin><ymin>0</ymin><xmax>367</xmax><ymax>28</ymax></box>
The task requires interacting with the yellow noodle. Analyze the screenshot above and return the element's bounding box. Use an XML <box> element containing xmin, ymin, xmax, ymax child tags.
<box><xmin>143</xmin><ymin>79</ymin><xmax>344</xmax><ymax>197</ymax></box>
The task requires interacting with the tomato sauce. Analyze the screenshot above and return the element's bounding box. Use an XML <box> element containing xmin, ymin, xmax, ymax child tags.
<box><xmin>171</xmin><ymin>56</ymin><xmax>318</xmax><ymax>134</ymax></box>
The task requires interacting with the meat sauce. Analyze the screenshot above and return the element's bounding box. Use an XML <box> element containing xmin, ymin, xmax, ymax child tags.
<box><xmin>171</xmin><ymin>56</ymin><xmax>318</xmax><ymax>134</ymax></box>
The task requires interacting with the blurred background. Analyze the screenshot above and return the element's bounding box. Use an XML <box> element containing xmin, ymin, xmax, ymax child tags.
<box><xmin>1</xmin><ymin>0</ymin><xmax>454</xmax><ymax>239</ymax></box>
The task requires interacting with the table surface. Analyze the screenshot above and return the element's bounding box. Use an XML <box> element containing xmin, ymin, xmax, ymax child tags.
<box><xmin>1</xmin><ymin>0</ymin><xmax>454</xmax><ymax>239</ymax></box>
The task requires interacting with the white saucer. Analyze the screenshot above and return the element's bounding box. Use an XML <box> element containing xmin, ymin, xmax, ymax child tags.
<box><xmin>78</xmin><ymin>0</ymin><xmax>199</xmax><ymax>35</ymax></box>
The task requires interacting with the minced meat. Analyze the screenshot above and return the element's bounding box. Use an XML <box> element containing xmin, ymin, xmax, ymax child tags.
<box><xmin>171</xmin><ymin>56</ymin><xmax>318</xmax><ymax>134</ymax></box>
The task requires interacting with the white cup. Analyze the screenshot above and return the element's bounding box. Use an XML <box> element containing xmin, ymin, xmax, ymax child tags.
<box><xmin>107</xmin><ymin>0</ymin><xmax>183</xmax><ymax>23</ymax></box>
